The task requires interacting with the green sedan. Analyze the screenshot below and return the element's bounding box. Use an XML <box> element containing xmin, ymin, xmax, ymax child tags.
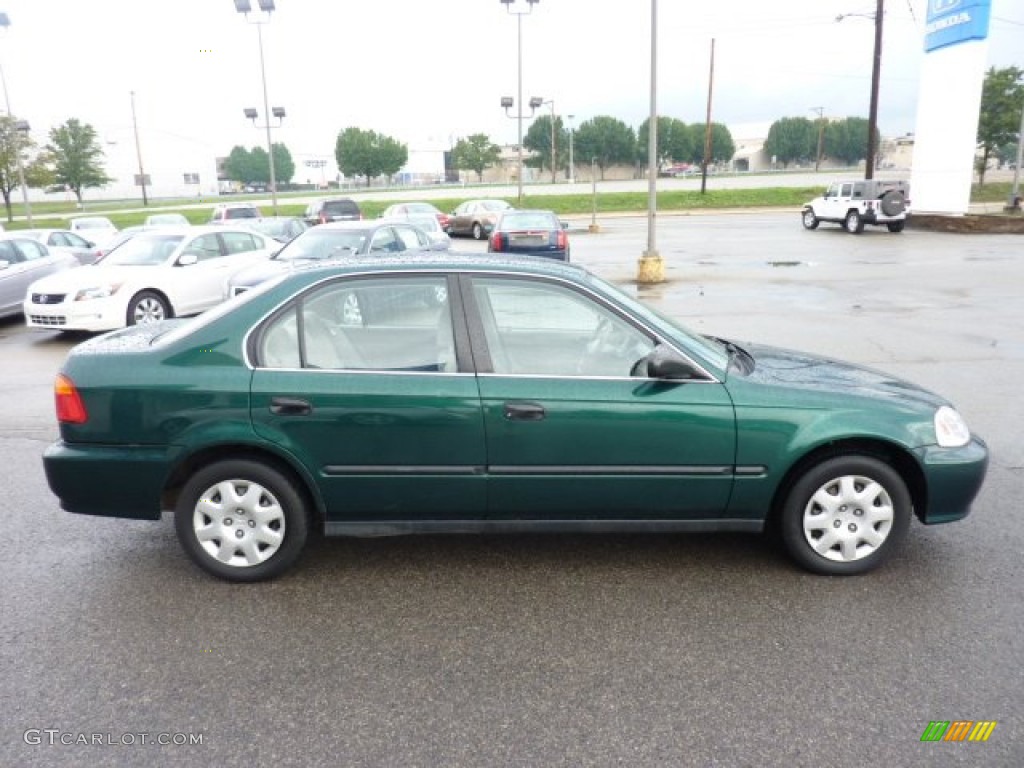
<box><xmin>43</xmin><ymin>255</ymin><xmax>988</xmax><ymax>581</ymax></box>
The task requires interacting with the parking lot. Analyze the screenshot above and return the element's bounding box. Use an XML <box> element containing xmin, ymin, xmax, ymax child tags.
<box><xmin>1</xmin><ymin>211</ymin><xmax>1021</xmax><ymax>767</ymax></box>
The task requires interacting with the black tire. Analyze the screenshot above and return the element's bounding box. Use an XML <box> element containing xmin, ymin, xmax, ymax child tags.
<box><xmin>780</xmin><ymin>455</ymin><xmax>911</xmax><ymax>575</ymax></box>
<box><xmin>886</xmin><ymin>221</ymin><xmax>905</xmax><ymax>233</ymax></box>
<box><xmin>801</xmin><ymin>208</ymin><xmax>819</xmax><ymax>230</ymax></box>
<box><xmin>127</xmin><ymin>290</ymin><xmax>171</xmax><ymax>326</ymax></box>
<box><xmin>844</xmin><ymin>210</ymin><xmax>864</xmax><ymax>234</ymax></box>
<box><xmin>174</xmin><ymin>459</ymin><xmax>309</xmax><ymax>582</ymax></box>
<box><xmin>472</xmin><ymin>222</ymin><xmax>484</xmax><ymax>240</ymax></box>
<box><xmin>880</xmin><ymin>190</ymin><xmax>906</xmax><ymax>217</ymax></box>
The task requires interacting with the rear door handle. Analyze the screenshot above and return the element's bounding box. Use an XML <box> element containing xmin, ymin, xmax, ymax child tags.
<box><xmin>270</xmin><ymin>396</ymin><xmax>312</xmax><ymax>415</ymax></box>
<box><xmin>503</xmin><ymin>402</ymin><xmax>546</xmax><ymax>421</ymax></box>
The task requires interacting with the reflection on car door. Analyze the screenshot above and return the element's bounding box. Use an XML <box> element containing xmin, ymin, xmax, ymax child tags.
<box><xmin>249</xmin><ymin>274</ymin><xmax>486</xmax><ymax>528</ymax></box>
<box><xmin>464</xmin><ymin>275</ymin><xmax>737</xmax><ymax>521</ymax></box>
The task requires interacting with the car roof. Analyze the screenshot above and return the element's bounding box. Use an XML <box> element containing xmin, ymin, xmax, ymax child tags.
<box><xmin>285</xmin><ymin>252</ymin><xmax>586</xmax><ymax>282</ymax></box>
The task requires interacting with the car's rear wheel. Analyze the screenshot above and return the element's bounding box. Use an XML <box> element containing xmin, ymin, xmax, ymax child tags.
<box><xmin>780</xmin><ymin>455</ymin><xmax>911</xmax><ymax>575</ymax></box>
<box><xmin>175</xmin><ymin>459</ymin><xmax>309</xmax><ymax>582</ymax></box>
<box><xmin>844</xmin><ymin>210</ymin><xmax>864</xmax><ymax>234</ymax></box>
<box><xmin>801</xmin><ymin>208</ymin><xmax>819</xmax><ymax>230</ymax></box>
<box><xmin>472</xmin><ymin>222</ymin><xmax>484</xmax><ymax>240</ymax></box>
<box><xmin>887</xmin><ymin>221</ymin><xmax>905</xmax><ymax>233</ymax></box>
<box><xmin>127</xmin><ymin>291</ymin><xmax>171</xmax><ymax>325</ymax></box>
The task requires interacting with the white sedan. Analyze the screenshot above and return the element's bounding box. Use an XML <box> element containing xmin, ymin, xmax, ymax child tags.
<box><xmin>24</xmin><ymin>226</ymin><xmax>276</xmax><ymax>332</ymax></box>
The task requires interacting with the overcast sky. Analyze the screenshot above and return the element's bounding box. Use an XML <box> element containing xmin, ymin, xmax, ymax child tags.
<box><xmin>0</xmin><ymin>0</ymin><xmax>1021</xmax><ymax>167</ymax></box>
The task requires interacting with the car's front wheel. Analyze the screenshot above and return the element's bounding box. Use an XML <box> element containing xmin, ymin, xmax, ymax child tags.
<box><xmin>887</xmin><ymin>221</ymin><xmax>905</xmax><ymax>233</ymax></box>
<box><xmin>801</xmin><ymin>208</ymin><xmax>820</xmax><ymax>230</ymax></box>
<box><xmin>174</xmin><ymin>459</ymin><xmax>309</xmax><ymax>582</ymax></box>
<box><xmin>780</xmin><ymin>455</ymin><xmax>911</xmax><ymax>575</ymax></box>
<box><xmin>844</xmin><ymin>210</ymin><xmax>864</xmax><ymax>234</ymax></box>
<box><xmin>127</xmin><ymin>290</ymin><xmax>171</xmax><ymax>326</ymax></box>
<box><xmin>472</xmin><ymin>222</ymin><xmax>484</xmax><ymax>240</ymax></box>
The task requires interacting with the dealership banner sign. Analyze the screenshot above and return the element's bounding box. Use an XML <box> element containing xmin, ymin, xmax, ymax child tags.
<box><xmin>925</xmin><ymin>0</ymin><xmax>992</xmax><ymax>52</ymax></box>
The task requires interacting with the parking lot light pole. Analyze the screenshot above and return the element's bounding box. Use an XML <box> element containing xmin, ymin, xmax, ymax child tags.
<box><xmin>637</xmin><ymin>0</ymin><xmax>664</xmax><ymax>284</ymax></box>
<box><xmin>1008</xmin><ymin>99</ymin><xmax>1024</xmax><ymax>212</ymax></box>
<box><xmin>502</xmin><ymin>94</ymin><xmax>541</xmax><ymax>204</ymax></box>
<box><xmin>234</xmin><ymin>0</ymin><xmax>281</xmax><ymax>214</ymax></box>
<box><xmin>0</xmin><ymin>11</ymin><xmax>32</xmax><ymax>226</ymax></box>
<box><xmin>500</xmin><ymin>0</ymin><xmax>539</xmax><ymax>206</ymax></box>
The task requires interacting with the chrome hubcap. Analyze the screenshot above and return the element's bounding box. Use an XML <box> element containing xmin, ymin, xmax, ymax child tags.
<box><xmin>134</xmin><ymin>297</ymin><xmax>166</xmax><ymax>324</ymax></box>
<box><xmin>192</xmin><ymin>479</ymin><xmax>285</xmax><ymax>567</ymax></box>
<box><xmin>802</xmin><ymin>474</ymin><xmax>893</xmax><ymax>562</ymax></box>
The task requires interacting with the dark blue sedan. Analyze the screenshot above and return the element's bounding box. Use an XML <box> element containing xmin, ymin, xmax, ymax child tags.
<box><xmin>487</xmin><ymin>210</ymin><xmax>569</xmax><ymax>261</ymax></box>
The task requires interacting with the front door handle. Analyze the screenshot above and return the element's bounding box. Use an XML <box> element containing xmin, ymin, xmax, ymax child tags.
<box><xmin>270</xmin><ymin>396</ymin><xmax>312</xmax><ymax>415</ymax></box>
<box><xmin>503</xmin><ymin>402</ymin><xmax>546</xmax><ymax>421</ymax></box>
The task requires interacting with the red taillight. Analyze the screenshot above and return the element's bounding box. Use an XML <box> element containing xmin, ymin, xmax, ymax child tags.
<box><xmin>319</xmin><ymin>213</ymin><xmax>328</xmax><ymax>224</ymax></box>
<box><xmin>556</xmin><ymin>230</ymin><xmax>568</xmax><ymax>250</ymax></box>
<box><xmin>489</xmin><ymin>232</ymin><xmax>505</xmax><ymax>251</ymax></box>
<box><xmin>55</xmin><ymin>374</ymin><xmax>88</xmax><ymax>424</ymax></box>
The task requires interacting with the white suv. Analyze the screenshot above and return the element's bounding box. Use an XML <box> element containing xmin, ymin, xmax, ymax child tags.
<box><xmin>802</xmin><ymin>179</ymin><xmax>910</xmax><ymax>234</ymax></box>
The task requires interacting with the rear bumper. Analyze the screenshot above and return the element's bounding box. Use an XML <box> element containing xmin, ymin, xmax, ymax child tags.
<box><xmin>43</xmin><ymin>441</ymin><xmax>170</xmax><ymax>520</ymax></box>
<box><xmin>914</xmin><ymin>436</ymin><xmax>989</xmax><ymax>524</ymax></box>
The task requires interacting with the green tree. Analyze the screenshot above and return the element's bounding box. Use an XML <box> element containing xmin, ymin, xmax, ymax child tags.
<box><xmin>0</xmin><ymin>116</ymin><xmax>46</xmax><ymax>222</ymax></box>
<box><xmin>764</xmin><ymin>117</ymin><xmax>816</xmax><ymax>168</ymax></box>
<box><xmin>451</xmin><ymin>133</ymin><xmax>501</xmax><ymax>182</ymax></box>
<box><xmin>45</xmin><ymin>118</ymin><xmax>113</xmax><ymax>204</ymax></box>
<box><xmin>573</xmin><ymin>116</ymin><xmax>635</xmax><ymax>180</ymax></box>
<box><xmin>271</xmin><ymin>142</ymin><xmax>295</xmax><ymax>185</ymax></box>
<box><xmin>636</xmin><ymin>117</ymin><xmax>693</xmax><ymax>167</ymax></box>
<box><xmin>976</xmin><ymin>66</ymin><xmax>1024</xmax><ymax>185</ymax></box>
<box><xmin>224</xmin><ymin>145</ymin><xmax>257</xmax><ymax>184</ymax></box>
<box><xmin>823</xmin><ymin>116</ymin><xmax>874</xmax><ymax>167</ymax></box>
<box><xmin>685</xmin><ymin>122</ymin><xmax>736</xmax><ymax>166</ymax></box>
<box><xmin>335</xmin><ymin>127</ymin><xmax>408</xmax><ymax>186</ymax></box>
<box><xmin>523</xmin><ymin>115</ymin><xmax>569</xmax><ymax>182</ymax></box>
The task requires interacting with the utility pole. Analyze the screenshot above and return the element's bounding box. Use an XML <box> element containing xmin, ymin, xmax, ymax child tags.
<box><xmin>700</xmin><ymin>38</ymin><xmax>715</xmax><ymax>194</ymax></box>
<box><xmin>865</xmin><ymin>0</ymin><xmax>884</xmax><ymax>180</ymax></box>
<box><xmin>812</xmin><ymin>106</ymin><xmax>825</xmax><ymax>172</ymax></box>
<box><xmin>130</xmin><ymin>91</ymin><xmax>148</xmax><ymax>206</ymax></box>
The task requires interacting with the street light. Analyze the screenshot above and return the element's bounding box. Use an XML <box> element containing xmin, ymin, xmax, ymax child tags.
<box><xmin>638</xmin><ymin>0</ymin><xmax>663</xmax><ymax>284</ymax></box>
<box><xmin>810</xmin><ymin>106</ymin><xmax>825</xmax><ymax>172</ymax></box>
<box><xmin>501</xmin><ymin>94</ymin><xmax>542</xmax><ymax>201</ymax></box>
<box><xmin>0</xmin><ymin>10</ymin><xmax>32</xmax><ymax>226</ymax></box>
<box><xmin>234</xmin><ymin>0</ymin><xmax>283</xmax><ymax>214</ymax></box>
<box><xmin>500</xmin><ymin>0</ymin><xmax>540</xmax><ymax>205</ymax></box>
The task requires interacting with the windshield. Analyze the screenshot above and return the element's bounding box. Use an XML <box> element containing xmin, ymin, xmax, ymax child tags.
<box><xmin>102</xmin><ymin>234</ymin><xmax>184</xmax><ymax>266</ymax></box>
<box><xmin>274</xmin><ymin>229</ymin><xmax>367</xmax><ymax>261</ymax></box>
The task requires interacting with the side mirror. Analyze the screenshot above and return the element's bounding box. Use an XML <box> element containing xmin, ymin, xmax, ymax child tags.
<box><xmin>177</xmin><ymin>253</ymin><xmax>199</xmax><ymax>267</ymax></box>
<box><xmin>645</xmin><ymin>344</ymin><xmax>703</xmax><ymax>380</ymax></box>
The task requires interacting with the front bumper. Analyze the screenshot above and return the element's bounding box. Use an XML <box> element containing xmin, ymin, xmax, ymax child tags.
<box><xmin>914</xmin><ymin>436</ymin><xmax>989</xmax><ymax>524</ymax></box>
<box><xmin>43</xmin><ymin>441</ymin><xmax>170</xmax><ymax>520</ymax></box>
<box><xmin>24</xmin><ymin>296</ymin><xmax>126</xmax><ymax>332</ymax></box>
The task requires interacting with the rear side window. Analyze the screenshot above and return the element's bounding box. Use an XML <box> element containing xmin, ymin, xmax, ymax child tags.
<box><xmin>226</xmin><ymin>207</ymin><xmax>259</xmax><ymax>219</ymax></box>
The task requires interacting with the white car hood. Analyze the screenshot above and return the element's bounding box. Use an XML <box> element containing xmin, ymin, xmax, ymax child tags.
<box><xmin>28</xmin><ymin>264</ymin><xmax>152</xmax><ymax>293</ymax></box>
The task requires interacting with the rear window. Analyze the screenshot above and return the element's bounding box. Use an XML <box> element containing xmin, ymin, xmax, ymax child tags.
<box><xmin>323</xmin><ymin>200</ymin><xmax>359</xmax><ymax>215</ymax></box>
<box><xmin>499</xmin><ymin>212</ymin><xmax>558</xmax><ymax>230</ymax></box>
<box><xmin>224</xmin><ymin>207</ymin><xmax>259</xmax><ymax>219</ymax></box>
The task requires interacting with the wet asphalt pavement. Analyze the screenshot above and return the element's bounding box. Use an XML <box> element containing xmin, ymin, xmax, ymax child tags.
<box><xmin>1</xmin><ymin>212</ymin><xmax>1021</xmax><ymax>767</ymax></box>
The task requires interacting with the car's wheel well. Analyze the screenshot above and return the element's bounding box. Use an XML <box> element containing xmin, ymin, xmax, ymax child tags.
<box><xmin>766</xmin><ymin>438</ymin><xmax>927</xmax><ymax>531</ymax></box>
<box><xmin>161</xmin><ymin>445</ymin><xmax>322</xmax><ymax>524</ymax></box>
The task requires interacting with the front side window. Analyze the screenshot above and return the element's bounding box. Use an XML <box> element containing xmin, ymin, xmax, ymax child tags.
<box><xmin>16</xmin><ymin>240</ymin><xmax>48</xmax><ymax>261</ymax></box>
<box><xmin>369</xmin><ymin>228</ymin><xmax>401</xmax><ymax>254</ymax></box>
<box><xmin>472</xmin><ymin>277</ymin><xmax>654</xmax><ymax>377</ymax></box>
<box><xmin>182</xmin><ymin>234</ymin><xmax>223</xmax><ymax>261</ymax></box>
<box><xmin>257</xmin><ymin>275</ymin><xmax>455</xmax><ymax>372</ymax></box>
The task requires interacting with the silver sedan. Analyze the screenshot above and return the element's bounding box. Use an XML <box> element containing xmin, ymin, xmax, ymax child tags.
<box><xmin>0</xmin><ymin>236</ymin><xmax>79</xmax><ymax>319</ymax></box>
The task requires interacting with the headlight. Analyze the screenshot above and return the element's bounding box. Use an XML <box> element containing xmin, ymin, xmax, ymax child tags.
<box><xmin>934</xmin><ymin>406</ymin><xmax>970</xmax><ymax>448</ymax></box>
<box><xmin>74</xmin><ymin>283</ymin><xmax>123</xmax><ymax>301</ymax></box>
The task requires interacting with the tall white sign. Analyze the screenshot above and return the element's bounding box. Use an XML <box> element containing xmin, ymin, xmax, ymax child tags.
<box><xmin>910</xmin><ymin>0</ymin><xmax>993</xmax><ymax>214</ymax></box>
